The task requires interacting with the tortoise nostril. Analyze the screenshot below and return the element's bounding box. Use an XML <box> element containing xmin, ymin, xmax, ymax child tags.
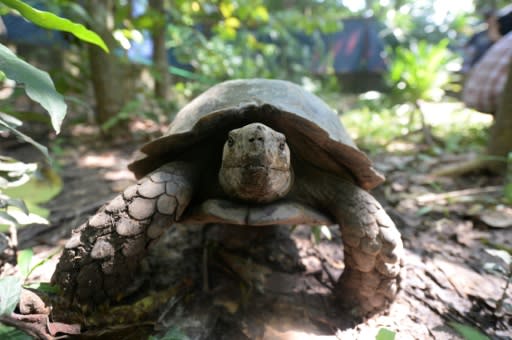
<box><xmin>249</xmin><ymin>136</ymin><xmax>264</xmax><ymax>143</ymax></box>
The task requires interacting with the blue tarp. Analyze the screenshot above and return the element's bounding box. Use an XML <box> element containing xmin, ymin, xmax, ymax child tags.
<box><xmin>1</xmin><ymin>7</ymin><xmax>388</xmax><ymax>78</ymax></box>
<box><xmin>1</xmin><ymin>14</ymin><xmax>65</xmax><ymax>46</ymax></box>
<box><xmin>313</xmin><ymin>18</ymin><xmax>387</xmax><ymax>75</ymax></box>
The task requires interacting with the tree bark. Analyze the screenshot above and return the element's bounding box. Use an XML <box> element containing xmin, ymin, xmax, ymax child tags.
<box><xmin>149</xmin><ymin>0</ymin><xmax>172</xmax><ymax>100</ymax></box>
<box><xmin>486</xmin><ymin>54</ymin><xmax>512</xmax><ymax>172</ymax></box>
<box><xmin>86</xmin><ymin>0</ymin><xmax>131</xmax><ymax>129</ymax></box>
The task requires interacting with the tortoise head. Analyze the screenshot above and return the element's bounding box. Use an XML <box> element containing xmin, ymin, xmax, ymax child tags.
<box><xmin>219</xmin><ymin>123</ymin><xmax>293</xmax><ymax>203</ymax></box>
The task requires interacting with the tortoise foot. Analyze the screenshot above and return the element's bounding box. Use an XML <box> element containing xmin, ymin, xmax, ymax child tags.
<box><xmin>335</xmin><ymin>193</ymin><xmax>403</xmax><ymax>315</ymax></box>
<box><xmin>51</xmin><ymin>162</ymin><xmax>194</xmax><ymax>307</ymax></box>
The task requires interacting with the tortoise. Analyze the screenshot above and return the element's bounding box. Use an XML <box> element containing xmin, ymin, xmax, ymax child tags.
<box><xmin>52</xmin><ymin>79</ymin><xmax>403</xmax><ymax>315</ymax></box>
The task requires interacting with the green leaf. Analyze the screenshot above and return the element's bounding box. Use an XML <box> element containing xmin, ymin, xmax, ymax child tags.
<box><xmin>252</xmin><ymin>6</ymin><xmax>269</xmax><ymax>22</ymax></box>
<box><xmin>448</xmin><ymin>322</ymin><xmax>489</xmax><ymax>340</ymax></box>
<box><xmin>0</xmin><ymin>156</ymin><xmax>36</xmax><ymax>177</ymax></box>
<box><xmin>0</xmin><ymin>276</ymin><xmax>23</xmax><ymax>315</ymax></box>
<box><xmin>0</xmin><ymin>211</ymin><xmax>18</xmax><ymax>226</ymax></box>
<box><xmin>24</xmin><ymin>247</ymin><xmax>60</xmax><ymax>279</ymax></box>
<box><xmin>3</xmin><ymin>165</ymin><xmax>62</xmax><ymax>204</ymax></box>
<box><xmin>2</xmin><ymin>198</ymin><xmax>28</xmax><ymax>215</ymax></box>
<box><xmin>219</xmin><ymin>2</ymin><xmax>234</xmax><ymax>18</ymax></box>
<box><xmin>0</xmin><ymin>118</ymin><xmax>50</xmax><ymax>160</ymax></box>
<box><xmin>376</xmin><ymin>328</ymin><xmax>396</xmax><ymax>340</ymax></box>
<box><xmin>0</xmin><ymin>44</ymin><xmax>66</xmax><ymax>134</ymax></box>
<box><xmin>416</xmin><ymin>206</ymin><xmax>432</xmax><ymax>216</ymax></box>
<box><xmin>0</xmin><ymin>324</ymin><xmax>32</xmax><ymax>340</ymax></box>
<box><xmin>311</xmin><ymin>225</ymin><xmax>321</xmax><ymax>244</ymax></box>
<box><xmin>23</xmin><ymin>282</ymin><xmax>59</xmax><ymax>294</ymax></box>
<box><xmin>17</xmin><ymin>248</ymin><xmax>33</xmax><ymax>279</ymax></box>
<box><xmin>0</xmin><ymin>0</ymin><xmax>108</xmax><ymax>52</ymax></box>
<box><xmin>0</xmin><ymin>112</ymin><xmax>22</xmax><ymax>128</ymax></box>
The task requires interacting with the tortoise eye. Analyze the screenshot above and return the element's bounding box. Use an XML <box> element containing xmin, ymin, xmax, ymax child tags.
<box><xmin>227</xmin><ymin>136</ymin><xmax>235</xmax><ymax>147</ymax></box>
<box><xmin>279</xmin><ymin>142</ymin><xmax>285</xmax><ymax>151</ymax></box>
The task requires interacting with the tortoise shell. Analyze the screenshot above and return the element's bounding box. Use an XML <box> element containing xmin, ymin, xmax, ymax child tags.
<box><xmin>128</xmin><ymin>79</ymin><xmax>383</xmax><ymax>190</ymax></box>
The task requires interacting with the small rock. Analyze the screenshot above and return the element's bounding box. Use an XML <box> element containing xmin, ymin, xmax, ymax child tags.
<box><xmin>302</xmin><ymin>256</ymin><xmax>322</xmax><ymax>274</ymax></box>
<box><xmin>479</xmin><ymin>206</ymin><xmax>512</xmax><ymax>228</ymax></box>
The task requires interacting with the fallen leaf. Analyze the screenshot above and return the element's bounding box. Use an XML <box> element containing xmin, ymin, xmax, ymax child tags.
<box><xmin>47</xmin><ymin>321</ymin><xmax>81</xmax><ymax>336</ymax></box>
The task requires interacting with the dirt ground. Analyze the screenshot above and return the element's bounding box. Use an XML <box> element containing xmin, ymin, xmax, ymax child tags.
<box><xmin>1</xmin><ymin>132</ymin><xmax>512</xmax><ymax>339</ymax></box>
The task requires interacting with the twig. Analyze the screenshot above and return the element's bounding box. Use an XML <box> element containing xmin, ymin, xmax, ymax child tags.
<box><xmin>415</xmin><ymin>186</ymin><xmax>503</xmax><ymax>204</ymax></box>
<box><xmin>495</xmin><ymin>270</ymin><xmax>512</xmax><ymax>315</ymax></box>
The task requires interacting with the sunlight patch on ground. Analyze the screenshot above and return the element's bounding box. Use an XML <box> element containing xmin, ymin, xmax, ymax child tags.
<box><xmin>264</xmin><ymin>326</ymin><xmax>336</xmax><ymax>339</ymax></box>
<box><xmin>76</xmin><ymin>151</ymin><xmax>135</xmax><ymax>192</ymax></box>
<box><xmin>78</xmin><ymin>153</ymin><xmax>120</xmax><ymax>168</ymax></box>
<box><xmin>420</xmin><ymin>102</ymin><xmax>493</xmax><ymax>128</ymax></box>
<box><xmin>386</xmin><ymin>141</ymin><xmax>417</xmax><ymax>153</ymax></box>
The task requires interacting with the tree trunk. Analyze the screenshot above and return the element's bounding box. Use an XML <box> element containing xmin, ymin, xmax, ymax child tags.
<box><xmin>486</xmin><ymin>54</ymin><xmax>512</xmax><ymax>172</ymax></box>
<box><xmin>149</xmin><ymin>0</ymin><xmax>172</xmax><ymax>100</ymax></box>
<box><xmin>86</xmin><ymin>0</ymin><xmax>130</xmax><ymax>130</ymax></box>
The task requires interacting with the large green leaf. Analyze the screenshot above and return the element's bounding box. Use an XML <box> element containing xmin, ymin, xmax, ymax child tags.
<box><xmin>0</xmin><ymin>324</ymin><xmax>32</xmax><ymax>340</ymax></box>
<box><xmin>3</xmin><ymin>165</ymin><xmax>62</xmax><ymax>204</ymax></box>
<box><xmin>0</xmin><ymin>276</ymin><xmax>22</xmax><ymax>315</ymax></box>
<box><xmin>0</xmin><ymin>0</ymin><xmax>108</xmax><ymax>52</ymax></box>
<box><xmin>0</xmin><ymin>44</ymin><xmax>66</xmax><ymax>134</ymax></box>
<box><xmin>0</xmin><ymin>118</ymin><xmax>49</xmax><ymax>159</ymax></box>
<box><xmin>17</xmin><ymin>248</ymin><xmax>33</xmax><ymax>279</ymax></box>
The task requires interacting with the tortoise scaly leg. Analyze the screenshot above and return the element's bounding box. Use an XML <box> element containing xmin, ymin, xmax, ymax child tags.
<box><xmin>332</xmin><ymin>185</ymin><xmax>403</xmax><ymax>315</ymax></box>
<box><xmin>51</xmin><ymin>162</ymin><xmax>198</xmax><ymax>306</ymax></box>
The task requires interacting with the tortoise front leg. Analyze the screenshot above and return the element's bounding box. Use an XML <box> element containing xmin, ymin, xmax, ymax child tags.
<box><xmin>51</xmin><ymin>161</ymin><xmax>198</xmax><ymax>306</ymax></box>
<box><xmin>331</xmin><ymin>183</ymin><xmax>403</xmax><ymax>315</ymax></box>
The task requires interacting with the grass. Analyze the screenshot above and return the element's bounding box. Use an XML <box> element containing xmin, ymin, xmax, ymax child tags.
<box><xmin>339</xmin><ymin>99</ymin><xmax>492</xmax><ymax>155</ymax></box>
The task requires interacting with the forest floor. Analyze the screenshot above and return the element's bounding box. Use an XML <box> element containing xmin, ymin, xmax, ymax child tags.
<box><xmin>1</xmin><ymin>110</ymin><xmax>512</xmax><ymax>339</ymax></box>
